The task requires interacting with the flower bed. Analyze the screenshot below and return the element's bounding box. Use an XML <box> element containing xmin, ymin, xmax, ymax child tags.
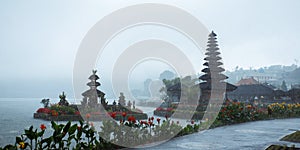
<box><xmin>35</xmin><ymin>103</ymin><xmax>148</xmax><ymax>121</ymax></box>
<box><xmin>155</xmin><ymin>102</ymin><xmax>300</xmax><ymax>128</ymax></box>
<box><xmin>216</xmin><ymin>102</ymin><xmax>267</xmax><ymax>125</ymax></box>
<box><xmin>268</xmin><ymin>103</ymin><xmax>300</xmax><ymax>118</ymax></box>
<box><xmin>0</xmin><ymin>116</ymin><xmax>201</xmax><ymax>149</ymax></box>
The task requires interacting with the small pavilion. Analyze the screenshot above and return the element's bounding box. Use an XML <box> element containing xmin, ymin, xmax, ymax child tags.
<box><xmin>81</xmin><ymin>70</ymin><xmax>107</xmax><ymax>108</ymax></box>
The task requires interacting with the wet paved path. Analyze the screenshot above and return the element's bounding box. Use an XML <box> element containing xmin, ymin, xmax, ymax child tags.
<box><xmin>144</xmin><ymin>118</ymin><xmax>300</xmax><ymax>150</ymax></box>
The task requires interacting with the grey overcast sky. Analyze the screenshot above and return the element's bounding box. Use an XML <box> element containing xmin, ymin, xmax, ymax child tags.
<box><xmin>0</xmin><ymin>0</ymin><xmax>299</xmax><ymax>98</ymax></box>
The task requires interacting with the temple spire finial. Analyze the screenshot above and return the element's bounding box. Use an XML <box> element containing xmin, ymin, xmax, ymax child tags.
<box><xmin>92</xmin><ymin>70</ymin><xmax>97</xmax><ymax>75</ymax></box>
<box><xmin>210</xmin><ymin>30</ymin><xmax>217</xmax><ymax>37</ymax></box>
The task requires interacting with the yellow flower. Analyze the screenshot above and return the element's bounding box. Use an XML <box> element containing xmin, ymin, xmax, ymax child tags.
<box><xmin>18</xmin><ymin>141</ymin><xmax>25</xmax><ymax>149</ymax></box>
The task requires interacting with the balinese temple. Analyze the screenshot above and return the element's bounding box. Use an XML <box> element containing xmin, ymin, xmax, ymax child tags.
<box><xmin>197</xmin><ymin>31</ymin><xmax>237</xmax><ymax>111</ymax></box>
<box><xmin>164</xmin><ymin>31</ymin><xmax>237</xmax><ymax>111</ymax></box>
<box><xmin>81</xmin><ymin>70</ymin><xmax>107</xmax><ymax>108</ymax></box>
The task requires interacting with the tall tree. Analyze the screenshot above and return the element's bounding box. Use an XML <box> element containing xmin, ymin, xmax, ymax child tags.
<box><xmin>40</xmin><ymin>98</ymin><xmax>50</xmax><ymax>108</ymax></box>
<box><xmin>143</xmin><ymin>78</ymin><xmax>152</xmax><ymax>96</ymax></box>
<box><xmin>281</xmin><ymin>80</ymin><xmax>288</xmax><ymax>91</ymax></box>
<box><xmin>159</xmin><ymin>70</ymin><xmax>175</xmax><ymax>81</ymax></box>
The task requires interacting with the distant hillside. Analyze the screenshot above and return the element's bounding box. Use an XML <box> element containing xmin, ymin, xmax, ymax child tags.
<box><xmin>225</xmin><ymin>64</ymin><xmax>299</xmax><ymax>87</ymax></box>
<box><xmin>285</xmin><ymin>68</ymin><xmax>300</xmax><ymax>82</ymax></box>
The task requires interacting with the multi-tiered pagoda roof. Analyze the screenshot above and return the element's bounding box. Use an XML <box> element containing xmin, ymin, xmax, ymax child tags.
<box><xmin>199</xmin><ymin>31</ymin><xmax>237</xmax><ymax>92</ymax></box>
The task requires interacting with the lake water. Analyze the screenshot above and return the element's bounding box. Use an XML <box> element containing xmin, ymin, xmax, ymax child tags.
<box><xmin>0</xmin><ymin>98</ymin><xmax>51</xmax><ymax>146</ymax></box>
<box><xmin>0</xmin><ymin>98</ymin><xmax>159</xmax><ymax>147</ymax></box>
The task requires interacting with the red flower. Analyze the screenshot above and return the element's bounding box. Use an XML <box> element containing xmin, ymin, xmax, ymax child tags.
<box><xmin>157</xmin><ymin>118</ymin><xmax>161</xmax><ymax>124</ymax></box>
<box><xmin>75</xmin><ymin>111</ymin><xmax>80</xmax><ymax>115</ymax></box>
<box><xmin>110</xmin><ymin>112</ymin><xmax>117</xmax><ymax>119</ymax></box>
<box><xmin>40</xmin><ymin>124</ymin><xmax>46</xmax><ymax>130</ymax></box>
<box><xmin>86</xmin><ymin>113</ymin><xmax>91</xmax><ymax>119</ymax></box>
<box><xmin>128</xmin><ymin>117</ymin><xmax>131</xmax><ymax>122</ymax></box>
<box><xmin>37</xmin><ymin>108</ymin><xmax>51</xmax><ymax>114</ymax></box>
<box><xmin>122</xmin><ymin>112</ymin><xmax>127</xmax><ymax>117</ymax></box>
<box><xmin>51</xmin><ymin>110</ymin><xmax>58</xmax><ymax>117</ymax></box>
<box><xmin>128</xmin><ymin>116</ymin><xmax>136</xmax><ymax>123</ymax></box>
<box><xmin>132</xmin><ymin>117</ymin><xmax>136</xmax><ymax>123</ymax></box>
<box><xmin>140</xmin><ymin>121</ymin><xmax>148</xmax><ymax>125</ymax></box>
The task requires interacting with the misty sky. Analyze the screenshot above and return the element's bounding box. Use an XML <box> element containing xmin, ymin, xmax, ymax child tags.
<box><xmin>0</xmin><ymin>0</ymin><xmax>300</xmax><ymax>98</ymax></box>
